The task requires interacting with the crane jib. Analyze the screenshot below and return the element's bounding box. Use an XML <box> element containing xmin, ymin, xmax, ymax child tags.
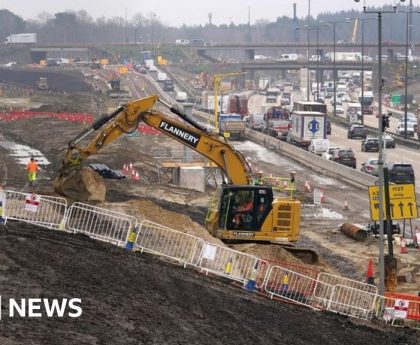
<box><xmin>159</xmin><ymin>120</ymin><xmax>201</xmax><ymax>148</ymax></box>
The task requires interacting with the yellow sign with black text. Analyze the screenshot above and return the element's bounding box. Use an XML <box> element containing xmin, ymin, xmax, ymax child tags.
<box><xmin>368</xmin><ymin>184</ymin><xmax>418</xmax><ymax>221</ymax></box>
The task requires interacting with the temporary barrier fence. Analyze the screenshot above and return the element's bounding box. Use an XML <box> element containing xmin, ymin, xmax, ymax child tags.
<box><xmin>136</xmin><ymin>220</ymin><xmax>202</xmax><ymax>267</ymax></box>
<box><xmin>257</xmin><ymin>258</ymin><xmax>320</xmax><ymax>291</ymax></box>
<box><xmin>3</xmin><ymin>190</ymin><xmax>67</xmax><ymax>230</ymax></box>
<box><xmin>313</xmin><ymin>272</ymin><xmax>378</xmax><ymax>308</ymax></box>
<box><xmin>2</xmin><ymin>189</ymin><xmax>420</xmax><ymax>329</ymax></box>
<box><xmin>0</xmin><ymin>111</ymin><xmax>93</xmax><ymax>124</ymax></box>
<box><xmin>327</xmin><ymin>284</ymin><xmax>378</xmax><ymax>320</ymax></box>
<box><xmin>264</xmin><ymin>265</ymin><xmax>323</xmax><ymax>310</ymax></box>
<box><xmin>375</xmin><ymin>293</ymin><xmax>420</xmax><ymax>329</ymax></box>
<box><xmin>65</xmin><ymin>202</ymin><xmax>136</xmax><ymax>247</ymax></box>
<box><xmin>195</xmin><ymin>242</ymin><xmax>263</xmax><ymax>285</ymax></box>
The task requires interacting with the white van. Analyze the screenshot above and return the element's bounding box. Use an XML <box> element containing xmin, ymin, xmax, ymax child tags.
<box><xmin>176</xmin><ymin>91</ymin><xmax>187</xmax><ymax>102</ymax></box>
<box><xmin>157</xmin><ymin>72</ymin><xmax>167</xmax><ymax>82</ymax></box>
<box><xmin>278</xmin><ymin>54</ymin><xmax>298</xmax><ymax>61</ymax></box>
<box><xmin>309</xmin><ymin>139</ymin><xmax>330</xmax><ymax>155</ymax></box>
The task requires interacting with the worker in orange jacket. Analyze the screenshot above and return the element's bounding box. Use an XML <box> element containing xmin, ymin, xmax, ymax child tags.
<box><xmin>26</xmin><ymin>157</ymin><xmax>39</xmax><ymax>186</ymax></box>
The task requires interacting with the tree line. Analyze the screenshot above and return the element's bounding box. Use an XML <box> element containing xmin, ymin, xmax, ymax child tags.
<box><xmin>1</xmin><ymin>5</ymin><xmax>420</xmax><ymax>45</ymax></box>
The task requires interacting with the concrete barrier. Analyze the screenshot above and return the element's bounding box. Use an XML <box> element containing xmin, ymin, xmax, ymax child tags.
<box><xmin>245</xmin><ymin>128</ymin><xmax>377</xmax><ymax>189</ymax></box>
<box><xmin>191</xmin><ymin>108</ymin><xmax>420</xmax><ymax>202</ymax></box>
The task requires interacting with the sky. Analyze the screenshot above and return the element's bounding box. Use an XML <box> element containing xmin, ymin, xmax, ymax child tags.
<box><xmin>0</xmin><ymin>1</ymin><xmax>411</xmax><ymax>26</ymax></box>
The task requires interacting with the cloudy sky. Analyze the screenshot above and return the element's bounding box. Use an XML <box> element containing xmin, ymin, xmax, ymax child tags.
<box><xmin>1</xmin><ymin>1</ymin><xmax>410</xmax><ymax>26</ymax></box>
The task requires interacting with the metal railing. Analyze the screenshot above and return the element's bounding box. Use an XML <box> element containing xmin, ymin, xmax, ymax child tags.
<box><xmin>195</xmin><ymin>242</ymin><xmax>262</xmax><ymax>285</ymax></box>
<box><xmin>136</xmin><ymin>220</ymin><xmax>202</xmax><ymax>267</ymax></box>
<box><xmin>1</xmin><ymin>189</ymin><xmax>419</xmax><ymax>329</ymax></box>
<box><xmin>3</xmin><ymin>190</ymin><xmax>67</xmax><ymax>230</ymax></box>
<box><xmin>65</xmin><ymin>202</ymin><xmax>136</xmax><ymax>246</ymax></box>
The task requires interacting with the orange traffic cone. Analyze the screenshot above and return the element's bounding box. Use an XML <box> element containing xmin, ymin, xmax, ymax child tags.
<box><xmin>283</xmin><ymin>180</ymin><xmax>288</xmax><ymax>189</ymax></box>
<box><xmin>304</xmin><ymin>181</ymin><xmax>311</xmax><ymax>193</ymax></box>
<box><xmin>134</xmin><ymin>171</ymin><xmax>140</xmax><ymax>181</ymax></box>
<box><xmin>122</xmin><ymin>164</ymin><xmax>129</xmax><ymax>174</ymax></box>
<box><xmin>366</xmin><ymin>259</ymin><xmax>375</xmax><ymax>285</ymax></box>
<box><xmin>343</xmin><ymin>198</ymin><xmax>349</xmax><ymax>210</ymax></box>
<box><xmin>400</xmin><ymin>238</ymin><xmax>408</xmax><ymax>254</ymax></box>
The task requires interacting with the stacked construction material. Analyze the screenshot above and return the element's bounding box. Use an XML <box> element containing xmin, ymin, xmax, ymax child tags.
<box><xmin>89</xmin><ymin>164</ymin><xmax>125</xmax><ymax>179</ymax></box>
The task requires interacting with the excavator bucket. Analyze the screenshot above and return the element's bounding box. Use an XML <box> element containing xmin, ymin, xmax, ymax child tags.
<box><xmin>53</xmin><ymin>167</ymin><xmax>106</xmax><ymax>201</ymax></box>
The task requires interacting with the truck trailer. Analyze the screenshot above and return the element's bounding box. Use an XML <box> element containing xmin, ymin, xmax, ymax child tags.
<box><xmin>287</xmin><ymin>111</ymin><xmax>326</xmax><ymax>148</ymax></box>
<box><xmin>4</xmin><ymin>33</ymin><xmax>37</xmax><ymax>44</ymax></box>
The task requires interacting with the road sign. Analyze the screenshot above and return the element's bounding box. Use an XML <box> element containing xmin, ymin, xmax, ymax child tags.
<box><xmin>368</xmin><ymin>184</ymin><xmax>418</xmax><ymax>221</ymax></box>
<box><xmin>391</xmin><ymin>94</ymin><xmax>401</xmax><ymax>105</ymax></box>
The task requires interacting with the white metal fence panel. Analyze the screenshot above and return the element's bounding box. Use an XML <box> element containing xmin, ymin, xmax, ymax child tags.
<box><xmin>3</xmin><ymin>190</ymin><xmax>67</xmax><ymax>230</ymax></box>
<box><xmin>65</xmin><ymin>202</ymin><xmax>136</xmax><ymax>246</ymax></box>
<box><xmin>196</xmin><ymin>242</ymin><xmax>261</xmax><ymax>285</ymax></box>
<box><xmin>264</xmin><ymin>265</ymin><xmax>322</xmax><ymax>310</ymax></box>
<box><xmin>375</xmin><ymin>295</ymin><xmax>420</xmax><ymax>329</ymax></box>
<box><xmin>136</xmin><ymin>220</ymin><xmax>202</xmax><ymax>266</ymax></box>
<box><xmin>327</xmin><ymin>284</ymin><xmax>378</xmax><ymax>320</ymax></box>
<box><xmin>314</xmin><ymin>272</ymin><xmax>378</xmax><ymax>307</ymax></box>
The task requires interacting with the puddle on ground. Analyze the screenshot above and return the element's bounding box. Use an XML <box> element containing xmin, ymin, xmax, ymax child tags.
<box><xmin>303</xmin><ymin>206</ymin><xmax>344</xmax><ymax>220</ymax></box>
<box><xmin>0</xmin><ymin>140</ymin><xmax>50</xmax><ymax>165</ymax></box>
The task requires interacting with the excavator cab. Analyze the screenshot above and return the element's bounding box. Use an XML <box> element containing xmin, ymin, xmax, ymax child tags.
<box><xmin>207</xmin><ymin>184</ymin><xmax>301</xmax><ymax>243</ymax></box>
<box><xmin>218</xmin><ymin>185</ymin><xmax>273</xmax><ymax>232</ymax></box>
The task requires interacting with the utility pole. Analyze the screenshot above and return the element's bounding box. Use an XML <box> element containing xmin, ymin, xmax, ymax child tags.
<box><xmin>356</xmin><ymin>0</ymin><xmax>404</xmax><ymax>295</ymax></box>
<box><xmin>125</xmin><ymin>8</ymin><xmax>128</xmax><ymax>43</ymax></box>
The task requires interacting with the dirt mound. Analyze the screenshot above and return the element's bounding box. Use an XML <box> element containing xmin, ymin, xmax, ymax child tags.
<box><xmin>0</xmin><ymin>67</ymin><xmax>91</xmax><ymax>92</ymax></box>
<box><xmin>0</xmin><ymin>222</ymin><xmax>418</xmax><ymax>345</ymax></box>
<box><xmin>101</xmin><ymin>199</ymin><xmax>222</xmax><ymax>245</ymax></box>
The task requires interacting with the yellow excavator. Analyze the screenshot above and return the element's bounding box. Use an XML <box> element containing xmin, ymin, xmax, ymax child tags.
<box><xmin>54</xmin><ymin>95</ymin><xmax>303</xmax><ymax>247</ymax></box>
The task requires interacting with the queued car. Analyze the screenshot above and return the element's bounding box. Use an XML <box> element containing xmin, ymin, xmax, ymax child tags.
<box><xmin>387</xmin><ymin>162</ymin><xmax>415</xmax><ymax>184</ymax></box>
<box><xmin>383</xmin><ymin>135</ymin><xmax>396</xmax><ymax>149</ymax></box>
<box><xmin>396</xmin><ymin>123</ymin><xmax>415</xmax><ymax>137</ymax></box>
<box><xmin>347</xmin><ymin>124</ymin><xmax>367</xmax><ymax>139</ymax></box>
<box><xmin>322</xmin><ymin>146</ymin><xmax>341</xmax><ymax>160</ymax></box>
<box><xmin>360</xmin><ymin>158</ymin><xmax>380</xmax><ymax>176</ymax></box>
<box><xmin>335</xmin><ymin>105</ymin><xmax>345</xmax><ymax>114</ymax></box>
<box><xmin>361</xmin><ymin>137</ymin><xmax>379</xmax><ymax>152</ymax></box>
<box><xmin>330</xmin><ymin>148</ymin><xmax>357</xmax><ymax>169</ymax></box>
<box><xmin>341</xmin><ymin>94</ymin><xmax>351</xmax><ymax>102</ymax></box>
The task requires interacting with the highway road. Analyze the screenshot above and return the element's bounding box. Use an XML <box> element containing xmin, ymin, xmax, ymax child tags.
<box><xmin>248</xmin><ymin>93</ymin><xmax>420</xmax><ymax>193</ymax></box>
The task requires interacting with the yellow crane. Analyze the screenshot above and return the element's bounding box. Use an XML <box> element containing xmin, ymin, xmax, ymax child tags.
<box><xmin>213</xmin><ymin>72</ymin><xmax>247</xmax><ymax>130</ymax></box>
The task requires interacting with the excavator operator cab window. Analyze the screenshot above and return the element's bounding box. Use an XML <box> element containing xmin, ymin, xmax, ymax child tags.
<box><xmin>218</xmin><ymin>186</ymin><xmax>272</xmax><ymax>231</ymax></box>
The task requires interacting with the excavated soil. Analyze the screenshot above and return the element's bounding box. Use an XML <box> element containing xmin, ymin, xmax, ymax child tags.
<box><xmin>0</xmin><ymin>222</ymin><xmax>419</xmax><ymax>345</ymax></box>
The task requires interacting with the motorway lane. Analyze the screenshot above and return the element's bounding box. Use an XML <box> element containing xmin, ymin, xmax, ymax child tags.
<box><xmin>328</xmin><ymin>118</ymin><xmax>420</xmax><ymax>193</ymax></box>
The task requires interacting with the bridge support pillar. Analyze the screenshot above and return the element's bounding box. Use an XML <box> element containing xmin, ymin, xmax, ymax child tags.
<box><xmin>387</xmin><ymin>49</ymin><xmax>394</xmax><ymax>63</ymax></box>
<box><xmin>281</xmin><ymin>70</ymin><xmax>287</xmax><ymax>79</ymax></box>
<box><xmin>245</xmin><ymin>49</ymin><xmax>255</xmax><ymax>61</ymax></box>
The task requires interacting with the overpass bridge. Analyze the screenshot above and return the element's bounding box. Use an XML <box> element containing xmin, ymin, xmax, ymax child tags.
<box><xmin>0</xmin><ymin>41</ymin><xmax>413</xmax><ymax>63</ymax></box>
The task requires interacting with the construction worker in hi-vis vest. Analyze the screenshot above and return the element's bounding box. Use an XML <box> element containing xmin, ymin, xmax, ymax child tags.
<box><xmin>26</xmin><ymin>157</ymin><xmax>39</xmax><ymax>187</ymax></box>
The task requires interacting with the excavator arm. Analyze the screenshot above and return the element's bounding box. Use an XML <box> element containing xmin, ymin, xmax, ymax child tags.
<box><xmin>54</xmin><ymin>96</ymin><xmax>252</xmax><ymax>199</ymax></box>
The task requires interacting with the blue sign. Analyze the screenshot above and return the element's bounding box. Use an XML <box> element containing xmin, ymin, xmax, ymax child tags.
<box><xmin>308</xmin><ymin>119</ymin><xmax>320</xmax><ymax>134</ymax></box>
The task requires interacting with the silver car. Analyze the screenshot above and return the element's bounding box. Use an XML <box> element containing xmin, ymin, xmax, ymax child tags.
<box><xmin>361</xmin><ymin>158</ymin><xmax>380</xmax><ymax>176</ymax></box>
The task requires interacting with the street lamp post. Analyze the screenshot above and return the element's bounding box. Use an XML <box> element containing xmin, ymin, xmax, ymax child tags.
<box><xmin>399</xmin><ymin>6</ymin><xmax>419</xmax><ymax>140</ymax></box>
<box><xmin>322</xmin><ymin>20</ymin><xmax>350</xmax><ymax>116</ymax></box>
<box><xmin>348</xmin><ymin>16</ymin><xmax>375</xmax><ymax>125</ymax></box>
<box><xmin>298</xmin><ymin>25</ymin><xmax>325</xmax><ymax>101</ymax></box>
<box><xmin>355</xmin><ymin>0</ymin><xmax>404</xmax><ymax>296</ymax></box>
<box><xmin>361</xmin><ymin>18</ymin><xmax>365</xmax><ymax>125</ymax></box>
<box><xmin>316</xmin><ymin>27</ymin><xmax>320</xmax><ymax>98</ymax></box>
<box><xmin>333</xmin><ymin>22</ymin><xmax>337</xmax><ymax>117</ymax></box>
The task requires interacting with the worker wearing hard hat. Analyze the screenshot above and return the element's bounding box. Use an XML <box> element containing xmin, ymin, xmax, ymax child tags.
<box><xmin>26</xmin><ymin>157</ymin><xmax>39</xmax><ymax>187</ymax></box>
